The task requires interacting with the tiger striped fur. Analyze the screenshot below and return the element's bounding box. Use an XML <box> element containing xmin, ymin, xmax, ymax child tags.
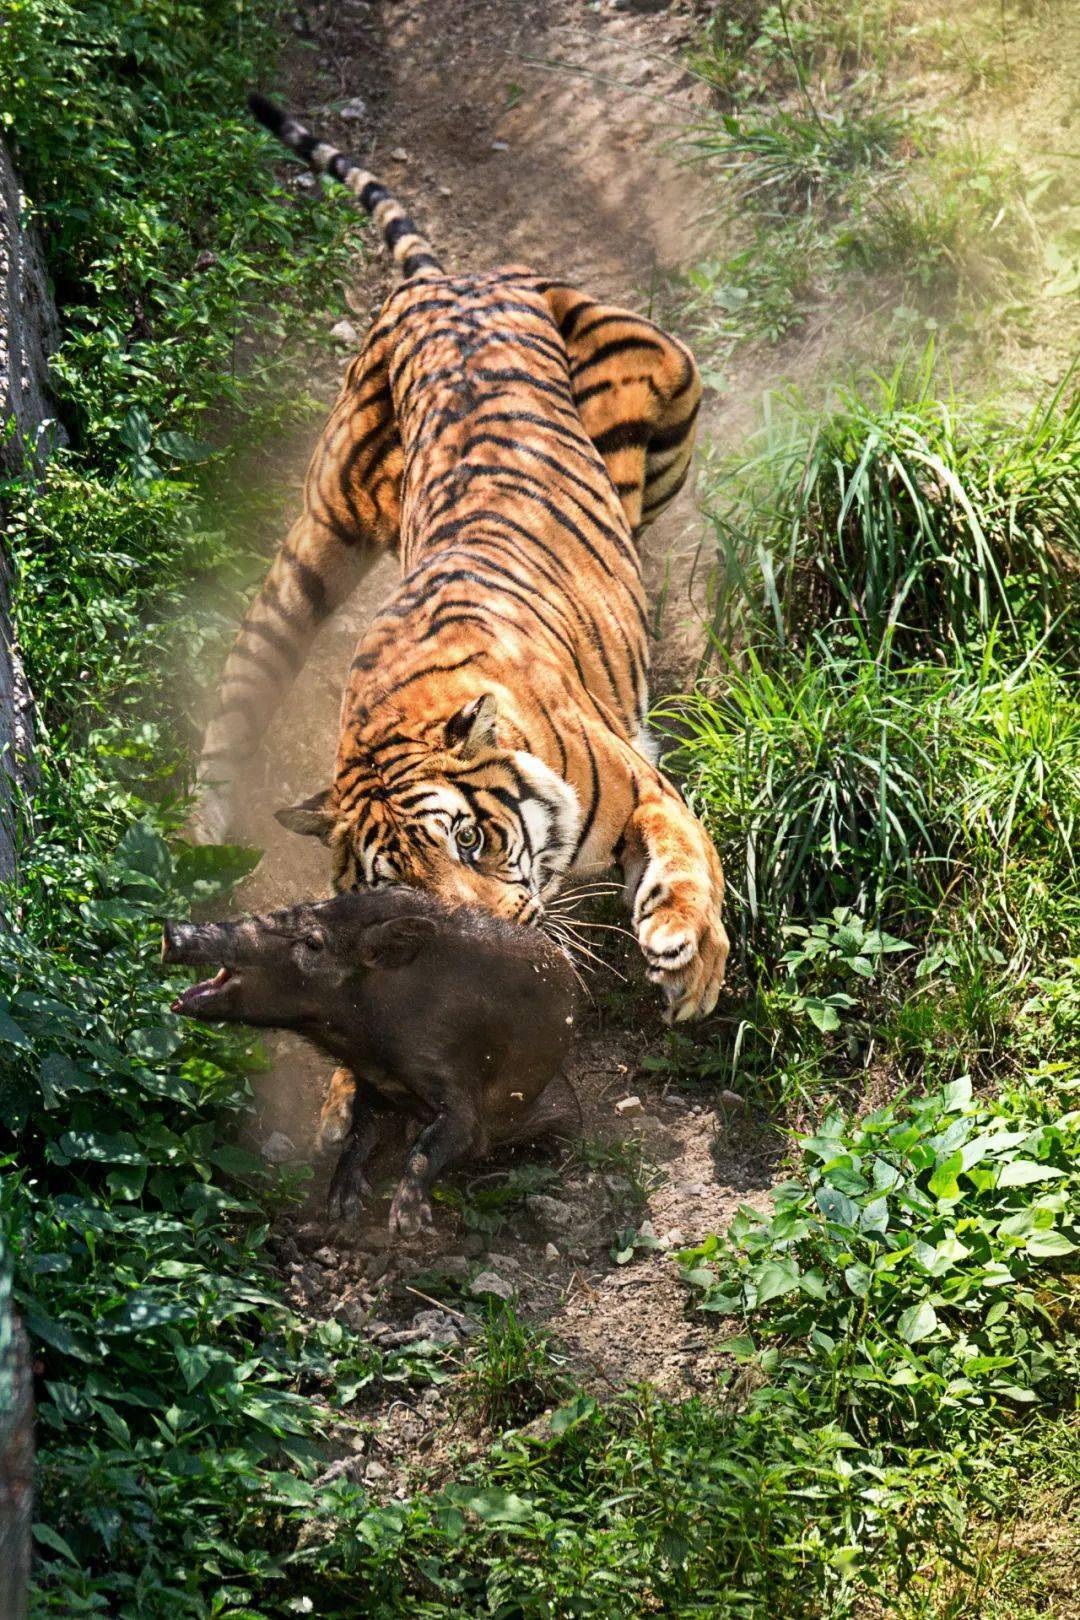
<box><xmin>193</xmin><ymin>93</ymin><xmax>728</xmax><ymax>1021</ymax></box>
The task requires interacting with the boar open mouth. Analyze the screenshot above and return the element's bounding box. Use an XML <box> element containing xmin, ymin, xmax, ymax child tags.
<box><xmin>170</xmin><ymin>965</ymin><xmax>239</xmax><ymax>1015</ymax></box>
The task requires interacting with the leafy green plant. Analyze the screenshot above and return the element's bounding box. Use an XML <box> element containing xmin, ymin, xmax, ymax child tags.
<box><xmin>679</xmin><ymin>1072</ymin><xmax>1080</xmax><ymax>1439</ymax></box>
<box><xmin>843</xmin><ymin>140</ymin><xmax>1038</xmax><ymax>302</ymax></box>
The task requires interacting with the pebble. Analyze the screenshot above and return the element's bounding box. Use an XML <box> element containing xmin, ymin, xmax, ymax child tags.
<box><xmin>469</xmin><ymin>1270</ymin><xmax>514</xmax><ymax>1302</ymax></box>
<box><xmin>364</xmin><ymin>1459</ymin><xmax>388</xmax><ymax>1482</ymax></box>
<box><xmin>615</xmin><ymin>1095</ymin><xmax>643</xmax><ymax>1117</ymax></box>
<box><xmin>433</xmin><ymin>1255</ymin><xmax>471</xmax><ymax>1281</ymax></box>
<box><xmin>364</xmin><ymin>1253</ymin><xmax>391</xmax><ymax>1283</ymax></box>
<box><xmin>462</xmin><ymin>1232</ymin><xmax>486</xmax><ymax>1258</ymax></box>
<box><xmin>660</xmin><ymin>1228</ymin><xmax>686</xmax><ymax>1251</ymax></box>
<box><xmin>543</xmin><ymin>1242</ymin><xmax>560</xmax><ymax>1263</ymax></box>
<box><xmin>525</xmin><ymin>1193</ymin><xmax>574</xmax><ymax>1229</ymax></box>
<box><xmin>313</xmin><ymin>1247</ymin><xmax>338</xmax><ymax>1267</ymax></box>
<box><xmin>261</xmin><ymin>1132</ymin><xmax>295</xmax><ymax>1164</ymax></box>
<box><xmin>490</xmin><ymin>140</ymin><xmax>510</xmax><ymax>152</ymax></box>
<box><xmin>295</xmin><ymin>172</ymin><xmax>316</xmax><ymax>189</ymax></box>
<box><xmin>390</xmin><ymin>146</ymin><xmax>409</xmax><ymax>162</ymax></box>
<box><xmin>680</xmin><ymin>1182</ymin><xmax>709</xmax><ymax>1198</ymax></box>
<box><xmin>330</xmin><ymin>318</ymin><xmax>360</xmax><ymax>345</ymax></box>
<box><xmin>338</xmin><ymin>96</ymin><xmax>368</xmax><ymax>121</ymax></box>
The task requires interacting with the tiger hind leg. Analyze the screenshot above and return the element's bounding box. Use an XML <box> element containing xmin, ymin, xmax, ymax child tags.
<box><xmin>542</xmin><ymin>284</ymin><xmax>703</xmax><ymax>535</ymax></box>
<box><xmin>191</xmin><ymin>339</ymin><xmax>403</xmax><ymax>843</ymax></box>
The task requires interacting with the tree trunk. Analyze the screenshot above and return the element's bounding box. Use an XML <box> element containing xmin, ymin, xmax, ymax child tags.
<box><xmin>0</xmin><ymin>136</ymin><xmax>63</xmax><ymax>879</ymax></box>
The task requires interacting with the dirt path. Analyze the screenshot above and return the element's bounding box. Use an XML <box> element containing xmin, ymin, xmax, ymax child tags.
<box><xmin>225</xmin><ymin>0</ymin><xmax>777</xmax><ymax>1460</ymax></box>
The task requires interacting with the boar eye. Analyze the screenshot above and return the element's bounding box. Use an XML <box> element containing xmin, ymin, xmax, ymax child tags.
<box><xmin>305</xmin><ymin>934</ymin><xmax>324</xmax><ymax>953</ymax></box>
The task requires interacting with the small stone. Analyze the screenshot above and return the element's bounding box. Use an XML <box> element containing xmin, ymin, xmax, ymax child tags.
<box><xmin>261</xmin><ymin>1132</ymin><xmax>295</xmax><ymax>1164</ymax></box>
<box><xmin>408</xmin><ymin>1308</ymin><xmax>461</xmax><ymax>1342</ymax></box>
<box><xmin>338</xmin><ymin>96</ymin><xmax>367</xmax><ymax>121</ymax></box>
<box><xmin>525</xmin><ymin>1193</ymin><xmax>574</xmax><ymax>1229</ymax></box>
<box><xmin>719</xmin><ymin>1090</ymin><xmax>748</xmax><ymax>1110</ymax></box>
<box><xmin>433</xmin><ymin>1255</ymin><xmax>471</xmax><ymax>1280</ymax></box>
<box><xmin>680</xmin><ymin>1182</ymin><xmax>709</xmax><ymax>1198</ymax></box>
<box><xmin>364</xmin><ymin>1253</ymin><xmax>391</xmax><ymax>1283</ymax></box>
<box><xmin>313</xmin><ymin>1247</ymin><xmax>337</xmax><ymax>1267</ymax></box>
<box><xmin>390</xmin><ymin>146</ymin><xmax>409</xmax><ymax>162</ymax></box>
<box><xmin>462</xmin><ymin>1232</ymin><xmax>486</xmax><ymax>1258</ymax></box>
<box><xmin>490</xmin><ymin>139</ymin><xmax>509</xmax><ymax>152</ymax></box>
<box><xmin>342</xmin><ymin>1299</ymin><xmax>370</xmax><ymax>1331</ymax></box>
<box><xmin>295</xmin><ymin>172</ymin><xmax>316</xmax><ymax>189</ymax></box>
<box><xmin>544</xmin><ymin>1242</ymin><xmax>560</xmax><ymax>1263</ymax></box>
<box><xmin>638</xmin><ymin>1219</ymin><xmax>658</xmax><ymax>1242</ymax></box>
<box><xmin>660</xmin><ymin>1228</ymin><xmax>686</xmax><ymax>1251</ymax></box>
<box><xmin>364</xmin><ymin>1459</ymin><xmax>388</xmax><ymax>1481</ymax></box>
<box><xmin>330</xmin><ymin>318</ymin><xmax>360</xmax><ymax>345</ymax></box>
<box><xmin>469</xmin><ymin>1270</ymin><xmax>514</xmax><ymax>1302</ymax></box>
<box><xmin>614</xmin><ymin>1095</ymin><xmax>643</xmax><ymax>1117</ymax></box>
<box><xmin>438</xmin><ymin>185</ymin><xmax>452</xmax><ymax>197</ymax></box>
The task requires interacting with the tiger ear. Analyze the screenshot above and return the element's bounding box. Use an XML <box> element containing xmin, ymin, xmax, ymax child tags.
<box><xmin>444</xmin><ymin>694</ymin><xmax>499</xmax><ymax>757</ymax></box>
<box><xmin>274</xmin><ymin>787</ymin><xmax>337</xmax><ymax>843</ymax></box>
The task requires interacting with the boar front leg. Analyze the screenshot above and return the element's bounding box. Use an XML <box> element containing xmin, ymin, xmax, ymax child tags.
<box><xmin>388</xmin><ymin>1106</ymin><xmax>485</xmax><ymax>1238</ymax></box>
<box><xmin>326</xmin><ymin>1084</ymin><xmax>391</xmax><ymax>1221</ymax></box>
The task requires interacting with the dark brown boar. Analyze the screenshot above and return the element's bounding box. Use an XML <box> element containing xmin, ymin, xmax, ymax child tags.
<box><xmin>162</xmin><ymin>888</ymin><xmax>579</xmax><ymax>1234</ymax></box>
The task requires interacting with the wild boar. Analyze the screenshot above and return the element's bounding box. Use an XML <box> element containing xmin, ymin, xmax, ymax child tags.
<box><xmin>162</xmin><ymin>888</ymin><xmax>579</xmax><ymax>1234</ymax></box>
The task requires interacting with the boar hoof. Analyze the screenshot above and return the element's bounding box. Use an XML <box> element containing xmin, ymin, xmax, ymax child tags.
<box><xmin>326</xmin><ymin>1160</ymin><xmax>372</xmax><ymax>1222</ymax></box>
<box><xmin>388</xmin><ymin>1181</ymin><xmax>433</xmax><ymax>1238</ymax></box>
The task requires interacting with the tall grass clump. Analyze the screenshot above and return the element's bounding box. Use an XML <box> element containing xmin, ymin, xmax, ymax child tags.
<box><xmin>704</xmin><ymin>356</ymin><xmax>1080</xmax><ymax>663</ymax></box>
<box><xmin>662</xmin><ymin>646</ymin><xmax>1079</xmax><ymax>960</ymax></box>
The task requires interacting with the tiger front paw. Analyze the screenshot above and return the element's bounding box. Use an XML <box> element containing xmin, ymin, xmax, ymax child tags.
<box><xmin>635</xmin><ymin>872</ymin><xmax>729</xmax><ymax>1024</ymax></box>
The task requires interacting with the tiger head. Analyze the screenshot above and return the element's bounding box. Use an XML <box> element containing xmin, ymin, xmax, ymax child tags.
<box><xmin>275</xmin><ymin>695</ymin><xmax>582</xmax><ymax>925</ymax></box>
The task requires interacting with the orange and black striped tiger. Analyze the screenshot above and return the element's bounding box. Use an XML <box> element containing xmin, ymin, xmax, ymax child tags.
<box><xmin>193</xmin><ymin>92</ymin><xmax>728</xmax><ymax>1022</ymax></box>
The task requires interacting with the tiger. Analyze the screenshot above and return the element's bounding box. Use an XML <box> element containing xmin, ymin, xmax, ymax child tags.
<box><xmin>192</xmin><ymin>91</ymin><xmax>729</xmax><ymax>1027</ymax></box>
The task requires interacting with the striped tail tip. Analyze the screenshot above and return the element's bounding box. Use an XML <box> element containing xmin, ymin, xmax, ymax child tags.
<box><xmin>246</xmin><ymin>89</ymin><xmax>444</xmax><ymax>280</ymax></box>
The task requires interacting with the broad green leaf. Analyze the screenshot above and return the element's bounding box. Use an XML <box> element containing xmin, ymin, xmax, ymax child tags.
<box><xmin>815</xmin><ymin>1186</ymin><xmax>859</xmax><ymax>1228</ymax></box>
<box><xmin>897</xmin><ymin>1299</ymin><xmax>938</xmax><ymax>1344</ymax></box>
<box><xmin>929</xmin><ymin>1150</ymin><xmax>962</xmax><ymax>1201</ymax></box>
<box><xmin>755</xmin><ymin>1259</ymin><xmax>800</xmax><ymax>1304</ymax></box>
<box><xmin>1026</xmin><ymin>1231</ymin><xmax>1077</xmax><ymax>1258</ymax></box>
<box><xmin>998</xmin><ymin>1160</ymin><xmax>1066</xmax><ymax>1187</ymax></box>
<box><xmin>942</xmin><ymin>1075</ymin><xmax>973</xmax><ymax>1111</ymax></box>
<box><xmin>549</xmin><ymin>1395</ymin><xmax>597</xmax><ymax>1436</ymax></box>
<box><xmin>466</xmin><ymin>1489</ymin><xmax>534</xmax><ymax>1524</ymax></box>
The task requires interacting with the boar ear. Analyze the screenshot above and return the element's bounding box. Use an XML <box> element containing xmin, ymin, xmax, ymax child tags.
<box><xmin>361</xmin><ymin>916</ymin><xmax>439</xmax><ymax>970</ymax></box>
<box><xmin>444</xmin><ymin>693</ymin><xmax>498</xmax><ymax>757</ymax></box>
<box><xmin>275</xmin><ymin>787</ymin><xmax>336</xmax><ymax>842</ymax></box>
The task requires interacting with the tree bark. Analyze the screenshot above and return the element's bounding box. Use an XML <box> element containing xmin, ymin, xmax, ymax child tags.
<box><xmin>0</xmin><ymin>137</ymin><xmax>63</xmax><ymax>879</ymax></box>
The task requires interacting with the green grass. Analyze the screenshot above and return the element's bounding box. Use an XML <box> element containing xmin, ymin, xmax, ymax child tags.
<box><xmin>701</xmin><ymin>357</ymin><xmax>1080</xmax><ymax>662</ymax></box>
